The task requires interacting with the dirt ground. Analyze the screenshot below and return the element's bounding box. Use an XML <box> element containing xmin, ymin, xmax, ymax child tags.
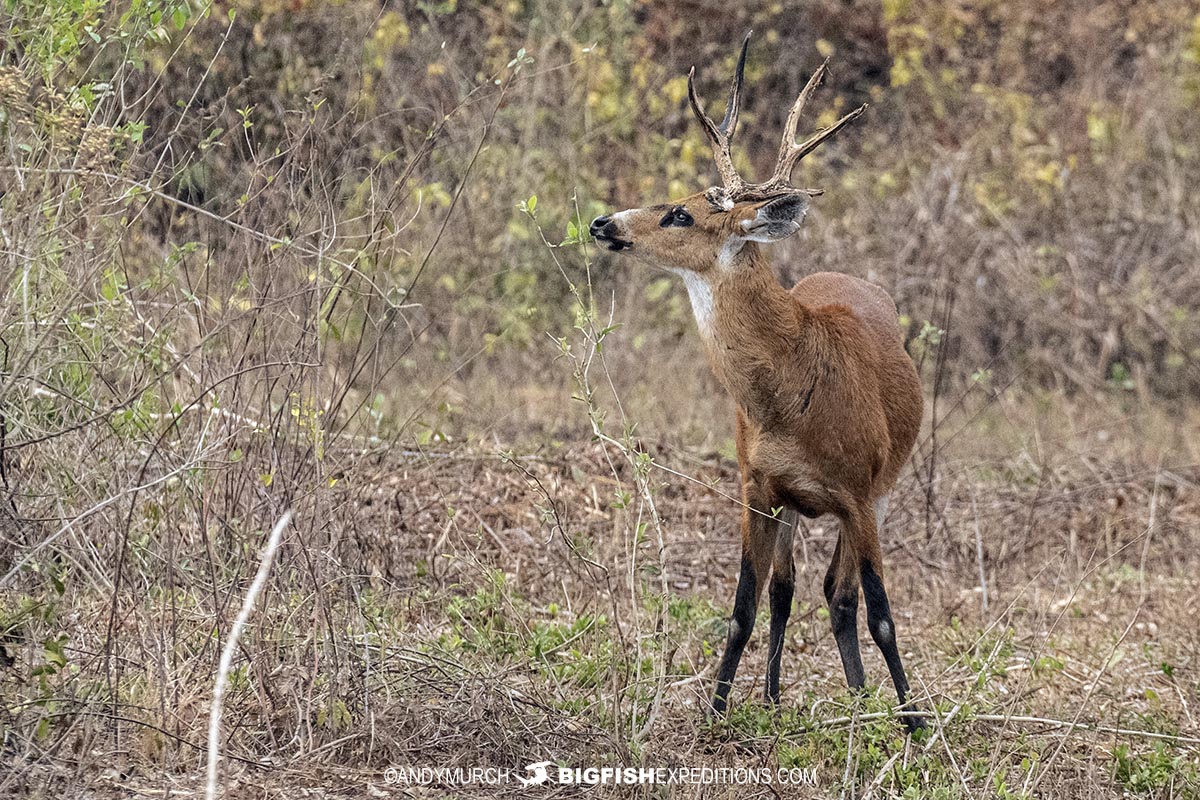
<box><xmin>9</xmin><ymin>417</ymin><xmax>1197</xmax><ymax>800</ymax></box>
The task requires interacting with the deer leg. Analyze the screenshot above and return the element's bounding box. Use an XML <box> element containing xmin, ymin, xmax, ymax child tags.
<box><xmin>846</xmin><ymin>499</ymin><xmax>926</xmax><ymax>731</ymax></box>
<box><xmin>823</xmin><ymin>528</ymin><xmax>865</xmax><ymax>690</ymax></box>
<box><xmin>861</xmin><ymin>550</ymin><xmax>926</xmax><ymax>732</ymax></box>
<box><xmin>765</xmin><ymin>511</ymin><xmax>795</xmax><ymax>704</ymax></box>
<box><xmin>711</xmin><ymin>481</ymin><xmax>777</xmax><ymax>715</ymax></box>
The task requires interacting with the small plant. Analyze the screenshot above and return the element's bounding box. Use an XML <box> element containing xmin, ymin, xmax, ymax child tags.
<box><xmin>1113</xmin><ymin>743</ymin><xmax>1191</xmax><ymax>793</ymax></box>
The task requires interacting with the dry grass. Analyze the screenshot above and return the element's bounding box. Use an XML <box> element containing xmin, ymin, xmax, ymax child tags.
<box><xmin>4</xmin><ymin>397</ymin><xmax>1198</xmax><ymax>798</ymax></box>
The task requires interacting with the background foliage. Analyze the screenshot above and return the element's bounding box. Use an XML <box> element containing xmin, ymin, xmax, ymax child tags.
<box><xmin>7</xmin><ymin>0</ymin><xmax>1200</xmax><ymax>443</ymax></box>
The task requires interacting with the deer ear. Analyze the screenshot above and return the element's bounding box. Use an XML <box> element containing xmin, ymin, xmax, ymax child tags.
<box><xmin>739</xmin><ymin>194</ymin><xmax>809</xmax><ymax>242</ymax></box>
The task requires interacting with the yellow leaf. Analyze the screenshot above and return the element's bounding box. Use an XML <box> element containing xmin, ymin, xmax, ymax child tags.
<box><xmin>662</xmin><ymin>75</ymin><xmax>689</xmax><ymax>106</ymax></box>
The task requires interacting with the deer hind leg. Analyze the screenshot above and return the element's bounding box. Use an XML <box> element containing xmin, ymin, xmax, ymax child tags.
<box><xmin>711</xmin><ymin>479</ymin><xmax>778</xmax><ymax>715</ymax></box>
<box><xmin>823</xmin><ymin>527</ymin><xmax>865</xmax><ymax>691</ymax></box>
<box><xmin>856</xmin><ymin>503</ymin><xmax>927</xmax><ymax>732</ymax></box>
<box><xmin>765</xmin><ymin>509</ymin><xmax>797</xmax><ymax>704</ymax></box>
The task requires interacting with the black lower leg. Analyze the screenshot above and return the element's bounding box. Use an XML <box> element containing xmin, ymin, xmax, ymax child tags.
<box><xmin>827</xmin><ymin>585</ymin><xmax>865</xmax><ymax>690</ymax></box>
<box><xmin>711</xmin><ymin>555</ymin><xmax>758</xmax><ymax>714</ymax></box>
<box><xmin>861</xmin><ymin>559</ymin><xmax>925</xmax><ymax>731</ymax></box>
<box><xmin>824</xmin><ymin>548</ymin><xmax>865</xmax><ymax>689</ymax></box>
<box><xmin>765</xmin><ymin>573</ymin><xmax>794</xmax><ymax>704</ymax></box>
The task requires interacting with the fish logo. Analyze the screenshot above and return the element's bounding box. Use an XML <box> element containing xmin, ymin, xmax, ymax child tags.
<box><xmin>517</xmin><ymin>761</ymin><xmax>555</xmax><ymax>787</ymax></box>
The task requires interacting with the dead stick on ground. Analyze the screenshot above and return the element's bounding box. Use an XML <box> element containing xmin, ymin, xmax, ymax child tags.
<box><xmin>817</xmin><ymin>709</ymin><xmax>1200</xmax><ymax>746</ymax></box>
<box><xmin>205</xmin><ymin>510</ymin><xmax>292</xmax><ymax>800</ymax></box>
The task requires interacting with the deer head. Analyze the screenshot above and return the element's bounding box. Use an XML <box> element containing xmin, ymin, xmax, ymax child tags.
<box><xmin>590</xmin><ymin>32</ymin><xmax>865</xmax><ymax>275</ymax></box>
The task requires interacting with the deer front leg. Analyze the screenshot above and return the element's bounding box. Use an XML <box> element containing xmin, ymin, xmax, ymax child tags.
<box><xmin>765</xmin><ymin>513</ymin><xmax>794</xmax><ymax>704</ymax></box>
<box><xmin>710</xmin><ymin>479</ymin><xmax>778</xmax><ymax>715</ymax></box>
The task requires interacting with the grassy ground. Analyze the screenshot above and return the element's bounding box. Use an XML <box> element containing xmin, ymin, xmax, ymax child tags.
<box><xmin>4</xmin><ymin>397</ymin><xmax>1198</xmax><ymax>799</ymax></box>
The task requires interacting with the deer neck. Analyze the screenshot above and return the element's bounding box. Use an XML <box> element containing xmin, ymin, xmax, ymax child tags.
<box><xmin>676</xmin><ymin>242</ymin><xmax>810</xmax><ymax>408</ymax></box>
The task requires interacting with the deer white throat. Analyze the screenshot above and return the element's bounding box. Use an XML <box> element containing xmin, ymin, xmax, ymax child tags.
<box><xmin>673</xmin><ymin>270</ymin><xmax>715</xmax><ymax>338</ymax></box>
<box><xmin>671</xmin><ymin>237</ymin><xmax>744</xmax><ymax>338</ymax></box>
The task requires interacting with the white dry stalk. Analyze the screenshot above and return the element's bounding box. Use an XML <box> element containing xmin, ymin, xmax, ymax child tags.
<box><xmin>816</xmin><ymin>709</ymin><xmax>1200</xmax><ymax>746</ymax></box>
<box><xmin>970</xmin><ymin>489</ymin><xmax>988</xmax><ymax>613</ymax></box>
<box><xmin>842</xmin><ymin>709</ymin><xmax>857</xmax><ymax>794</ymax></box>
<box><xmin>863</xmin><ymin>749</ymin><xmax>903</xmax><ymax>799</ymax></box>
<box><xmin>1138</xmin><ymin>470</ymin><xmax>1160</xmax><ymax>600</ymax></box>
<box><xmin>205</xmin><ymin>510</ymin><xmax>292</xmax><ymax>800</ymax></box>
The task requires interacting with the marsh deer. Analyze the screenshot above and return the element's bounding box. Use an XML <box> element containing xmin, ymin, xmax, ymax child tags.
<box><xmin>590</xmin><ymin>34</ymin><xmax>926</xmax><ymax>731</ymax></box>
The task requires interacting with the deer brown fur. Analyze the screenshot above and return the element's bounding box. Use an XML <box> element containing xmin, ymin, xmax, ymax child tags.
<box><xmin>589</xmin><ymin>34</ymin><xmax>926</xmax><ymax>731</ymax></box>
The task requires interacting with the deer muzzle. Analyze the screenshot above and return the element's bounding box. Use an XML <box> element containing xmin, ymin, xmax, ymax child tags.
<box><xmin>589</xmin><ymin>215</ymin><xmax>633</xmax><ymax>251</ymax></box>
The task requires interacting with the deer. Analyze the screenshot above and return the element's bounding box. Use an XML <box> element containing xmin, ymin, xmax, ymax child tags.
<box><xmin>589</xmin><ymin>34</ymin><xmax>926</xmax><ymax>732</ymax></box>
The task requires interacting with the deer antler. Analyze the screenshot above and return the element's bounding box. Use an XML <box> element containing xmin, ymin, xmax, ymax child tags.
<box><xmin>762</xmin><ymin>60</ymin><xmax>866</xmax><ymax>197</ymax></box>
<box><xmin>687</xmin><ymin>31</ymin><xmax>751</xmax><ymax>201</ymax></box>
<box><xmin>687</xmin><ymin>33</ymin><xmax>867</xmax><ymax>205</ymax></box>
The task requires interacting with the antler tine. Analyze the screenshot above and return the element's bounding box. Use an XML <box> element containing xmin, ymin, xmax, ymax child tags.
<box><xmin>686</xmin><ymin>67</ymin><xmax>721</xmax><ymax>148</ymax></box>
<box><xmin>771</xmin><ymin>58</ymin><xmax>867</xmax><ymax>187</ymax></box>
<box><xmin>687</xmin><ymin>32</ymin><xmax>752</xmax><ymax>195</ymax></box>
<box><xmin>773</xmin><ymin>59</ymin><xmax>828</xmax><ymax>182</ymax></box>
<box><xmin>718</xmin><ymin>31</ymin><xmax>751</xmax><ymax>138</ymax></box>
<box><xmin>687</xmin><ymin>67</ymin><xmax>740</xmax><ymax>193</ymax></box>
<box><xmin>790</xmin><ymin>103</ymin><xmax>867</xmax><ymax>167</ymax></box>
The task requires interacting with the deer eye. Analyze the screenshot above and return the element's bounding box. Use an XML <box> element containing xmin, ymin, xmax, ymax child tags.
<box><xmin>660</xmin><ymin>206</ymin><xmax>694</xmax><ymax>228</ymax></box>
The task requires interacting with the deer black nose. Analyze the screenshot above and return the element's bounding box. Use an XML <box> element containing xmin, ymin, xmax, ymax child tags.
<box><xmin>589</xmin><ymin>215</ymin><xmax>612</xmax><ymax>236</ymax></box>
